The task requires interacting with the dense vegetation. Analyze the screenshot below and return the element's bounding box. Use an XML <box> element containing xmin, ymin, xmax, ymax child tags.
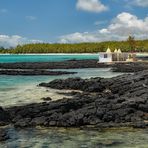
<box><xmin>0</xmin><ymin>37</ymin><xmax>148</xmax><ymax>53</ymax></box>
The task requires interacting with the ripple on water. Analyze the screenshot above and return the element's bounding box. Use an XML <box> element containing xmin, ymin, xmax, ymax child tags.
<box><xmin>1</xmin><ymin>127</ymin><xmax>148</xmax><ymax>148</ymax></box>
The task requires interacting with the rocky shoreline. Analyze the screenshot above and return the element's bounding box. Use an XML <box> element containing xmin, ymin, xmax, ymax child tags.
<box><xmin>111</xmin><ymin>62</ymin><xmax>148</xmax><ymax>72</ymax></box>
<box><xmin>0</xmin><ymin>69</ymin><xmax>76</xmax><ymax>76</ymax></box>
<box><xmin>0</xmin><ymin>60</ymin><xmax>104</xmax><ymax>69</ymax></box>
<box><xmin>0</xmin><ymin>60</ymin><xmax>148</xmax><ymax>73</ymax></box>
<box><xmin>0</xmin><ymin>70</ymin><xmax>148</xmax><ymax>131</ymax></box>
<box><xmin>0</xmin><ymin>60</ymin><xmax>148</xmax><ymax>142</ymax></box>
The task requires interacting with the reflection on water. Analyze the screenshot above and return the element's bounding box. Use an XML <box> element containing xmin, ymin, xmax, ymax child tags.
<box><xmin>1</xmin><ymin>127</ymin><xmax>148</xmax><ymax>148</ymax></box>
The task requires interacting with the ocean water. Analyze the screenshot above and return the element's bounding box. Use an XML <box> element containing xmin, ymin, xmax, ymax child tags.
<box><xmin>0</xmin><ymin>54</ymin><xmax>98</xmax><ymax>63</ymax></box>
<box><xmin>0</xmin><ymin>53</ymin><xmax>147</xmax><ymax>63</ymax></box>
<box><xmin>1</xmin><ymin>127</ymin><xmax>148</xmax><ymax>148</ymax></box>
<box><xmin>0</xmin><ymin>55</ymin><xmax>148</xmax><ymax>147</ymax></box>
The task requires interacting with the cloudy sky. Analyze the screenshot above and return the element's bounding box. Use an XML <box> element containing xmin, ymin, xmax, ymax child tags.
<box><xmin>0</xmin><ymin>0</ymin><xmax>148</xmax><ymax>47</ymax></box>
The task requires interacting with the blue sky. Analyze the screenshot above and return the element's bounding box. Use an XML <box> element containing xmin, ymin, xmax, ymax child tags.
<box><xmin>0</xmin><ymin>0</ymin><xmax>148</xmax><ymax>47</ymax></box>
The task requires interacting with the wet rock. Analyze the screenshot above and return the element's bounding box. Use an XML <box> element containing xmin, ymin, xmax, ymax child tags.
<box><xmin>133</xmin><ymin>121</ymin><xmax>146</xmax><ymax>128</ymax></box>
<box><xmin>0</xmin><ymin>70</ymin><xmax>76</xmax><ymax>76</ymax></box>
<box><xmin>112</xmin><ymin>62</ymin><xmax>148</xmax><ymax>72</ymax></box>
<box><xmin>0</xmin><ymin>107</ymin><xmax>10</xmax><ymax>126</ymax></box>
<box><xmin>39</xmin><ymin>77</ymin><xmax>105</xmax><ymax>92</ymax></box>
<box><xmin>0</xmin><ymin>129</ymin><xmax>9</xmax><ymax>142</ymax></box>
<box><xmin>14</xmin><ymin>118</ymin><xmax>31</xmax><ymax>128</ymax></box>
<box><xmin>56</xmin><ymin>91</ymin><xmax>81</xmax><ymax>97</ymax></box>
<box><xmin>138</xmin><ymin>104</ymin><xmax>148</xmax><ymax>112</ymax></box>
<box><xmin>31</xmin><ymin>116</ymin><xmax>47</xmax><ymax>126</ymax></box>
<box><xmin>0</xmin><ymin>60</ymin><xmax>106</xmax><ymax>69</ymax></box>
<box><xmin>41</xmin><ymin>97</ymin><xmax>52</xmax><ymax>101</ymax></box>
<box><xmin>0</xmin><ymin>60</ymin><xmax>147</xmax><ymax>73</ymax></box>
<box><xmin>49</xmin><ymin>121</ymin><xmax>57</xmax><ymax>126</ymax></box>
<box><xmin>96</xmin><ymin>140</ymin><xmax>123</xmax><ymax>147</ymax></box>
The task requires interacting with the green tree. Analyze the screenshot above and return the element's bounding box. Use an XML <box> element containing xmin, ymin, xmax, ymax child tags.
<box><xmin>127</xmin><ymin>36</ymin><xmax>136</xmax><ymax>52</ymax></box>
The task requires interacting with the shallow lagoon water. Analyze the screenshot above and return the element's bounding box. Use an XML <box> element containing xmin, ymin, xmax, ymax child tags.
<box><xmin>0</xmin><ymin>68</ymin><xmax>122</xmax><ymax>107</ymax></box>
<box><xmin>1</xmin><ymin>127</ymin><xmax>148</xmax><ymax>148</ymax></box>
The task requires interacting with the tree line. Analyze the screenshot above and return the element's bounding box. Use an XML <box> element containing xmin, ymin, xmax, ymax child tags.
<box><xmin>0</xmin><ymin>37</ymin><xmax>148</xmax><ymax>53</ymax></box>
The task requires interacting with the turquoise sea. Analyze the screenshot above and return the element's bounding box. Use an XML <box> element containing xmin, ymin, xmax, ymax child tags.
<box><xmin>0</xmin><ymin>53</ymin><xmax>147</xmax><ymax>63</ymax></box>
<box><xmin>0</xmin><ymin>54</ymin><xmax>98</xmax><ymax>63</ymax></box>
<box><xmin>0</xmin><ymin>54</ymin><xmax>148</xmax><ymax>148</ymax></box>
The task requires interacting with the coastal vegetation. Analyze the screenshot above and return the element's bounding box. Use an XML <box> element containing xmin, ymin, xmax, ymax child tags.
<box><xmin>0</xmin><ymin>37</ymin><xmax>148</xmax><ymax>53</ymax></box>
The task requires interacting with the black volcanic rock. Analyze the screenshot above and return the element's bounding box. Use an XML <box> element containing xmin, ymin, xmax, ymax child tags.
<box><xmin>0</xmin><ymin>129</ymin><xmax>9</xmax><ymax>141</ymax></box>
<box><xmin>39</xmin><ymin>77</ymin><xmax>105</xmax><ymax>92</ymax></box>
<box><xmin>0</xmin><ymin>60</ymin><xmax>102</xmax><ymax>69</ymax></box>
<box><xmin>0</xmin><ymin>107</ymin><xmax>10</xmax><ymax>126</ymax></box>
<box><xmin>0</xmin><ymin>69</ymin><xmax>76</xmax><ymax>76</ymax></box>
<box><xmin>112</xmin><ymin>62</ymin><xmax>148</xmax><ymax>72</ymax></box>
<box><xmin>39</xmin><ymin>70</ymin><xmax>148</xmax><ymax>96</ymax></box>
<box><xmin>41</xmin><ymin>97</ymin><xmax>52</xmax><ymax>101</ymax></box>
<box><xmin>0</xmin><ymin>60</ymin><xmax>147</xmax><ymax>73</ymax></box>
<box><xmin>1</xmin><ymin>70</ymin><xmax>147</xmax><ymax>129</ymax></box>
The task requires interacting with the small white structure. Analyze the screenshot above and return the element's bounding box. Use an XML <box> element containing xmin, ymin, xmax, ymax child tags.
<box><xmin>114</xmin><ymin>48</ymin><xmax>118</xmax><ymax>53</ymax></box>
<box><xmin>99</xmin><ymin>47</ymin><xmax>112</xmax><ymax>63</ymax></box>
<box><xmin>98</xmin><ymin>47</ymin><xmax>136</xmax><ymax>63</ymax></box>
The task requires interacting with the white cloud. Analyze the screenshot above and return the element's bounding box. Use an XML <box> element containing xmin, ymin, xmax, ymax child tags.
<box><xmin>26</xmin><ymin>16</ymin><xmax>37</xmax><ymax>21</ymax></box>
<box><xmin>126</xmin><ymin>0</ymin><xmax>148</xmax><ymax>7</ymax></box>
<box><xmin>102</xmin><ymin>12</ymin><xmax>148</xmax><ymax>35</ymax></box>
<box><xmin>76</xmin><ymin>0</ymin><xmax>108</xmax><ymax>13</ymax></box>
<box><xmin>60</xmin><ymin>32</ymin><xmax>99</xmax><ymax>43</ymax></box>
<box><xmin>59</xmin><ymin>12</ymin><xmax>148</xmax><ymax>43</ymax></box>
<box><xmin>0</xmin><ymin>35</ymin><xmax>43</xmax><ymax>48</ymax></box>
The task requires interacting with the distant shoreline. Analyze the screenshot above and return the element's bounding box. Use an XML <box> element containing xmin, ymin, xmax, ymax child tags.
<box><xmin>0</xmin><ymin>53</ymin><xmax>98</xmax><ymax>55</ymax></box>
<box><xmin>0</xmin><ymin>52</ymin><xmax>148</xmax><ymax>56</ymax></box>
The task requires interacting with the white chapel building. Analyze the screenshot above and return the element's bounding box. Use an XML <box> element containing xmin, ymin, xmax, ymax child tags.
<box><xmin>98</xmin><ymin>47</ymin><xmax>136</xmax><ymax>63</ymax></box>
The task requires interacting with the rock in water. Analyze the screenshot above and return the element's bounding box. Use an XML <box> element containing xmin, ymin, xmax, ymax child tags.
<box><xmin>0</xmin><ymin>129</ymin><xmax>9</xmax><ymax>141</ymax></box>
<box><xmin>0</xmin><ymin>107</ymin><xmax>10</xmax><ymax>126</ymax></box>
<box><xmin>41</xmin><ymin>97</ymin><xmax>52</xmax><ymax>101</ymax></box>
